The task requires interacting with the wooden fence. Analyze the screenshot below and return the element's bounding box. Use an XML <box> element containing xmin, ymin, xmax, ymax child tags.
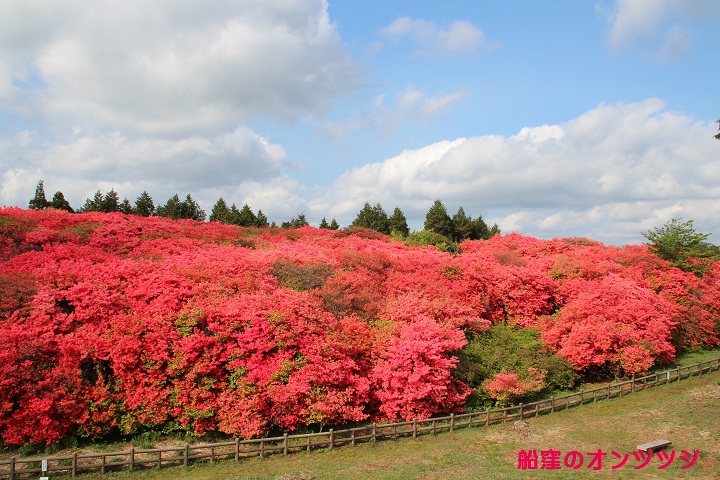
<box><xmin>1</xmin><ymin>357</ymin><xmax>718</xmax><ymax>479</ymax></box>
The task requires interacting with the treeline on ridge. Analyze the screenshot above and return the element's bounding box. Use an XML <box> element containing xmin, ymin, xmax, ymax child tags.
<box><xmin>27</xmin><ymin>181</ymin><xmax>500</xmax><ymax>247</ymax></box>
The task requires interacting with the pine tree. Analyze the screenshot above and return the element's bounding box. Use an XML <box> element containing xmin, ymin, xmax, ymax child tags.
<box><xmin>49</xmin><ymin>191</ymin><xmax>73</xmax><ymax>213</ymax></box>
<box><xmin>134</xmin><ymin>191</ymin><xmax>155</xmax><ymax>217</ymax></box>
<box><xmin>156</xmin><ymin>194</ymin><xmax>182</xmax><ymax>219</ymax></box>
<box><xmin>255</xmin><ymin>210</ymin><xmax>269</xmax><ymax>227</ymax></box>
<box><xmin>329</xmin><ymin>218</ymin><xmax>340</xmax><ymax>230</ymax></box>
<box><xmin>118</xmin><ymin>198</ymin><xmax>134</xmax><ymax>214</ymax></box>
<box><xmin>210</xmin><ymin>197</ymin><xmax>230</xmax><ymax>222</ymax></box>
<box><xmin>424</xmin><ymin>199</ymin><xmax>453</xmax><ymax>238</ymax></box>
<box><xmin>452</xmin><ymin>207</ymin><xmax>473</xmax><ymax>242</ymax></box>
<box><xmin>101</xmin><ymin>189</ymin><xmax>120</xmax><ymax>213</ymax></box>
<box><xmin>28</xmin><ymin>181</ymin><xmax>49</xmax><ymax>210</ymax></box>
<box><xmin>236</xmin><ymin>204</ymin><xmax>257</xmax><ymax>227</ymax></box>
<box><xmin>471</xmin><ymin>216</ymin><xmax>489</xmax><ymax>240</ymax></box>
<box><xmin>319</xmin><ymin>217</ymin><xmax>330</xmax><ymax>229</ymax></box>
<box><xmin>80</xmin><ymin>190</ymin><xmax>105</xmax><ymax>213</ymax></box>
<box><xmin>352</xmin><ymin>202</ymin><xmax>390</xmax><ymax>234</ymax></box>
<box><xmin>388</xmin><ymin>207</ymin><xmax>409</xmax><ymax>237</ymax></box>
<box><xmin>180</xmin><ymin>193</ymin><xmax>205</xmax><ymax>221</ymax></box>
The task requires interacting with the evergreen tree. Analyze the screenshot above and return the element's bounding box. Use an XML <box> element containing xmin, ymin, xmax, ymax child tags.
<box><xmin>424</xmin><ymin>199</ymin><xmax>453</xmax><ymax>238</ymax></box>
<box><xmin>388</xmin><ymin>207</ymin><xmax>410</xmax><ymax>237</ymax></box>
<box><xmin>81</xmin><ymin>190</ymin><xmax>105</xmax><ymax>213</ymax></box>
<box><xmin>319</xmin><ymin>217</ymin><xmax>330</xmax><ymax>229</ymax></box>
<box><xmin>133</xmin><ymin>191</ymin><xmax>155</xmax><ymax>217</ymax></box>
<box><xmin>471</xmin><ymin>216</ymin><xmax>489</xmax><ymax>240</ymax></box>
<box><xmin>255</xmin><ymin>210</ymin><xmax>269</xmax><ymax>227</ymax></box>
<box><xmin>28</xmin><ymin>181</ymin><xmax>49</xmax><ymax>210</ymax></box>
<box><xmin>102</xmin><ymin>189</ymin><xmax>120</xmax><ymax>213</ymax></box>
<box><xmin>282</xmin><ymin>213</ymin><xmax>309</xmax><ymax>229</ymax></box>
<box><xmin>118</xmin><ymin>198</ymin><xmax>133</xmax><ymax>214</ymax></box>
<box><xmin>488</xmin><ymin>223</ymin><xmax>501</xmax><ymax>238</ymax></box>
<box><xmin>452</xmin><ymin>207</ymin><xmax>473</xmax><ymax>242</ymax></box>
<box><xmin>49</xmin><ymin>191</ymin><xmax>73</xmax><ymax>213</ymax></box>
<box><xmin>156</xmin><ymin>194</ymin><xmax>182</xmax><ymax>219</ymax></box>
<box><xmin>227</xmin><ymin>204</ymin><xmax>242</xmax><ymax>224</ymax></box>
<box><xmin>236</xmin><ymin>204</ymin><xmax>257</xmax><ymax>227</ymax></box>
<box><xmin>329</xmin><ymin>218</ymin><xmax>340</xmax><ymax>230</ymax></box>
<box><xmin>180</xmin><ymin>193</ymin><xmax>205</xmax><ymax>221</ymax></box>
<box><xmin>210</xmin><ymin>197</ymin><xmax>230</xmax><ymax>222</ymax></box>
<box><xmin>352</xmin><ymin>202</ymin><xmax>390</xmax><ymax>234</ymax></box>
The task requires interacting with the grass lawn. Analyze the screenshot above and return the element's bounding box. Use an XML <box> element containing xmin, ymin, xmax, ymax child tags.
<box><xmin>77</xmin><ymin>368</ymin><xmax>720</xmax><ymax>480</ymax></box>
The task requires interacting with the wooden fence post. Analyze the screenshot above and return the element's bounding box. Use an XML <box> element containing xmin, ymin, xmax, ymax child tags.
<box><xmin>283</xmin><ymin>433</ymin><xmax>288</xmax><ymax>456</ymax></box>
<box><xmin>260</xmin><ymin>440</ymin><xmax>265</xmax><ymax>459</ymax></box>
<box><xmin>519</xmin><ymin>404</ymin><xmax>523</xmax><ymax>420</ymax></box>
<box><xmin>412</xmin><ymin>419</ymin><xmax>417</xmax><ymax>439</ymax></box>
<box><xmin>9</xmin><ymin>457</ymin><xmax>14</xmax><ymax>480</ymax></box>
<box><xmin>130</xmin><ymin>447</ymin><xmax>135</xmax><ymax>471</ymax></box>
<box><xmin>372</xmin><ymin>422</ymin><xmax>377</xmax><ymax>442</ymax></box>
<box><xmin>551</xmin><ymin>396</ymin><xmax>555</xmax><ymax>413</ymax></box>
<box><xmin>72</xmin><ymin>452</ymin><xmax>77</xmax><ymax>478</ymax></box>
<box><xmin>450</xmin><ymin>413</ymin><xmax>455</xmax><ymax>432</ymax></box>
<box><xmin>235</xmin><ymin>438</ymin><xmax>240</xmax><ymax>462</ymax></box>
<box><xmin>485</xmin><ymin>409</ymin><xmax>490</xmax><ymax>426</ymax></box>
<box><xmin>184</xmin><ymin>444</ymin><xmax>189</xmax><ymax>467</ymax></box>
<box><xmin>329</xmin><ymin>429</ymin><xmax>334</xmax><ymax>450</ymax></box>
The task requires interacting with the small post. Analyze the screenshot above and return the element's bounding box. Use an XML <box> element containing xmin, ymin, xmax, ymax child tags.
<box><xmin>260</xmin><ymin>440</ymin><xmax>265</xmax><ymax>459</ymax></box>
<box><xmin>72</xmin><ymin>452</ymin><xmax>77</xmax><ymax>478</ymax></box>
<box><xmin>210</xmin><ymin>445</ymin><xmax>215</xmax><ymax>463</ymax></box>
<box><xmin>450</xmin><ymin>413</ymin><xmax>455</xmax><ymax>432</ymax></box>
<box><xmin>235</xmin><ymin>437</ymin><xmax>240</xmax><ymax>462</ymax></box>
<box><xmin>551</xmin><ymin>396</ymin><xmax>555</xmax><ymax>413</ymax></box>
<box><xmin>329</xmin><ymin>429</ymin><xmax>334</xmax><ymax>450</ymax></box>
<box><xmin>184</xmin><ymin>444</ymin><xmax>189</xmax><ymax>467</ymax></box>
<box><xmin>351</xmin><ymin>430</ymin><xmax>356</xmax><ymax>446</ymax></box>
<box><xmin>307</xmin><ymin>436</ymin><xmax>311</xmax><ymax>452</ymax></box>
<box><xmin>580</xmin><ymin>390</ymin><xmax>584</xmax><ymax>404</ymax></box>
<box><xmin>485</xmin><ymin>409</ymin><xmax>490</xmax><ymax>426</ymax></box>
<box><xmin>42</xmin><ymin>459</ymin><xmax>48</xmax><ymax>476</ymax></box>
<box><xmin>372</xmin><ymin>422</ymin><xmax>377</xmax><ymax>442</ymax></box>
<box><xmin>130</xmin><ymin>447</ymin><xmax>135</xmax><ymax>471</ymax></box>
<box><xmin>283</xmin><ymin>433</ymin><xmax>288</xmax><ymax>456</ymax></box>
<box><xmin>9</xmin><ymin>457</ymin><xmax>15</xmax><ymax>480</ymax></box>
<box><xmin>101</xmin><ymin>455</ymin><xmax>106</xmax><ymax>475</ymax></box>
<box><xmin>412</xmin><ymin>419</ymin><xmax>417</xmax><ymax>439</ymax></box>
<box><xmin>157</xmin><ymin>449</ymin><xmax>162</xmax><ymax>468</ymax></box>
<box><xmin>519</xmin><ymin>404</ymin><xmax>524</xmax><ymax>420</ymax></box>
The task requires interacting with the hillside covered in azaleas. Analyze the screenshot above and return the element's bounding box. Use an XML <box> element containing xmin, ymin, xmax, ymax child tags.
<box><xmin>1</xmin><ymin>208</ymin><xmax>719</xmax><ymax>446</ymax></box>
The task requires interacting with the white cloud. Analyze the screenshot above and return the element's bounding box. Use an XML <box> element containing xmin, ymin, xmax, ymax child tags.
<box><xmin>1</xmin><ymin>0</ymin><xmax>360</xmax><ymax>135</ymax></box>
<box><xmin>0</xmin><ymin>127</ymin><xmax>287</xmax><ymax>209</ymax></box>
<box><xmin>380</xmin><ymin>17</ymin><xmax>492</xmax><ymax>56</ymax></box>
<box><xmin>316</xmin><ymin>99</ymin><xmax>720</xmax><ymax>244</ymax></box>
<box><xmin>601</xmin><ymin>0</ymin><xmax>720</xmax><ymax>60</ymax></box>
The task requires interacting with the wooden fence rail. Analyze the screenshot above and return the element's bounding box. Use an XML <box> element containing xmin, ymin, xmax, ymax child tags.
<box><xmin>1</xmin><ymin>357</ymin><xmax>718</xmax><ymax>479</ymax></box>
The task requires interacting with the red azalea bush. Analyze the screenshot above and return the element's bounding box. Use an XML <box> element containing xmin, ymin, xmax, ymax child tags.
<box><xmin>1</xmin><ymin>207</ymin><xmax>719</xmax><ymax>445</ymax></box>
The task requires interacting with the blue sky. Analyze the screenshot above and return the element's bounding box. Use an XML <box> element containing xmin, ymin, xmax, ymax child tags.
<box><xmin>1</xmin><ymin>0</ymin><xmax>719</xmax><ymax>244</ymax></box>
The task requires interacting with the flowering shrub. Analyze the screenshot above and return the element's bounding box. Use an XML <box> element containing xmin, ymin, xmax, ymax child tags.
<box><xmin>1</xmin><ymin>207</ymin><xmax>719</xmax><ymax>445</ymax></box>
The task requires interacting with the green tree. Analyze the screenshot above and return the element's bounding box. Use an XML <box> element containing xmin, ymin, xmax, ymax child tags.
<box><xmin>118</xmin><ymin>198</ymin><xmax>134</xmax><ymax>214</ymax></box>
<box><xmin>180</xmin><ymin>193</ymin><xmax>205</xmax><ymax>221</ymax></box>
<box><xmin>319</xmin><ymin>217</ymin><xmax>330</xmax><ymax>229</ymax></box>
<box><xmin>28</xmin><ymin>181</ymin><xmax>49</xmax><ymax>210</ymax></box>
<box><xmin>388</xmin><ymin>207</ymin><xmax>409</xmax><ymax>237</ymax></box>
<box><xmin>80</xmin><ymin>190</ymin><xmax>105</xmax><ymax>213</ymax></box>
<box><xmin>134</xmin><ymin>191</ymin><xmax>155</xmax><ymax>217</ymax></box>
<box><xmin>156</xmin><ymin>194</ymin><xmax>182</xmax><ymax>219</ymax></box>
<box><xmin>255</xmin><ymin>210</ymin><xmax>269</xmax><ymax>227</ymax></box>
<box><xmin>210</xmin><ymin>197</ymin><xmax>230</xmax><ymax>223</ymax></box>
<box><xmin>281</xmin><ymin>213</ymin><xmax>309</xmax><ymax>229</ymax></box>
<box><xmin>49</xmin><ymin>191</ymin><xmax>73</xmax><ymax>212</ymax></box>
<box><xmin>329</xmin><ymin>218</ymin><xmax>340</xmax><ymax>230</ymax></box>
<box><xmin>452</xmin><ymin>207</ymin><xmax>473</xmax><ymax>242</ymax></box>
<box><xmin>642</xmin><ymin>218</ymin><xmax>719</xmax><ymax>275</ymax></box>
<box><xmin>236</xmin><ymin>204</ymin><xmax>257</xmax><ymax>227</ymax></box>
<box><xmin>424</xmin><ymin>199</ymin><xmax>453</xmax><ymax>238</ymax></box>
<box><xmin>352</xmin><ymin>202</ymin><xmax>390</xmax><ymax>234</ymax></box>
<box><xmin>102</xmin><ymin>189</ymin><xmax>120</xmax><ymax>213</ymax></box>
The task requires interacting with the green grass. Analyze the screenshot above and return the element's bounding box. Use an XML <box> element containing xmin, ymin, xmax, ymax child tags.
<box><xmin>77</xmin><ymin>369</ymin><xmax>720</xmax><ymax>480</ymax></box>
